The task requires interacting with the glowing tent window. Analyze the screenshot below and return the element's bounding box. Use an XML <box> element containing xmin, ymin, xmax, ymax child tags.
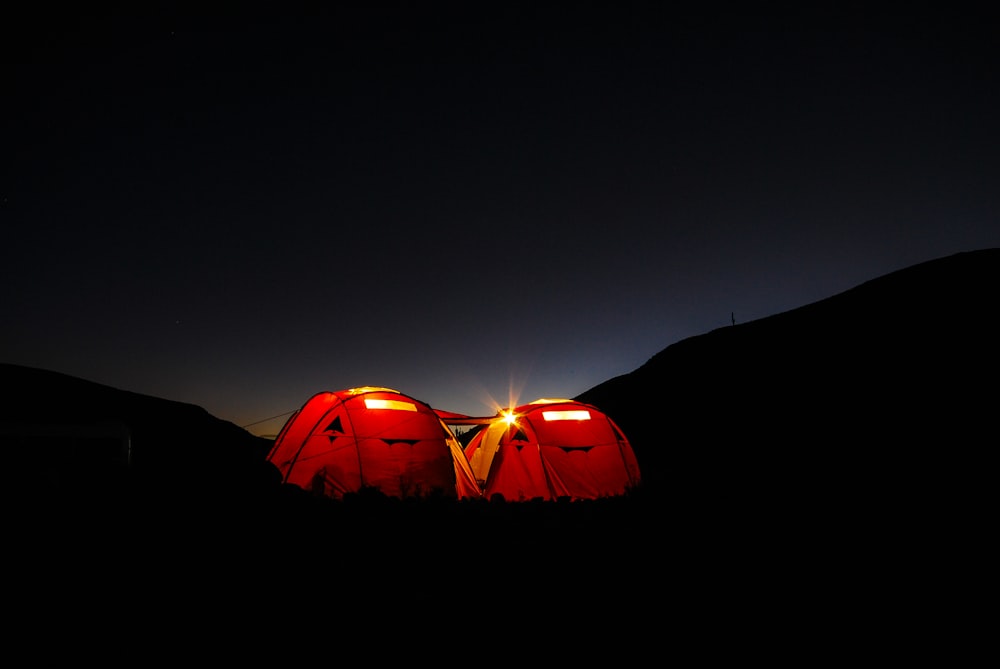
<box><xmin>364</xmin><ymin>398</ymin><xmax>418</xmax><ymax>411</ymax></box>
<box><xmin>542</xmin><ymin>410</ymin><xmax>591</xmax><ymax>421</ymax></box>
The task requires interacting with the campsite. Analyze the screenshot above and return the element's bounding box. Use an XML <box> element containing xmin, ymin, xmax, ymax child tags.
<box><xmin>2</xmin><ymin>249</ymin><xmax>995</xmax><ymax>635</ymax></box>
<box><xmin>5</xmin><ymin>4</ymin><xmax>995</xmax><ymax>652</ymax></box>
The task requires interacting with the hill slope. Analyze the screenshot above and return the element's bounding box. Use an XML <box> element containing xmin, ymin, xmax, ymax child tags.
<box><xmin>0</xmin><ymin>363</ymin><xmax>277</xmax><ymax>500</ymax></box>
<box><xmin>577</xmin><ymin>247</ymin><xmax>998</xmax><ymax>509</ymax></box>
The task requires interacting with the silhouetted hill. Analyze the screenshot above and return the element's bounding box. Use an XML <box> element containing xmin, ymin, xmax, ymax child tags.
<box><xmin>0</xmin><ymin>364</ymin><xmax>278</xmax><ymax>502</ymax></box>
<box><xmin>577</xmin><ymin>248</ymin><xmax>998</xmax><ymax>516</ymax></box>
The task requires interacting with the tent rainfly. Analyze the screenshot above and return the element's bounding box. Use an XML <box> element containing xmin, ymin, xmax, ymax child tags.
<box><xmin>454</xmin><ymin>398</ymin><xmax>641</xmax><ymax>501</ymax></box>
<box><xmin>266</xmin><ymin>387</ymin><xmax>481</xmax><ymax>500</ymax></box>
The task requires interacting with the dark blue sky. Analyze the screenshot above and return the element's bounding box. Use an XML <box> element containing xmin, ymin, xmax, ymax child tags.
<box><xmin>4</xmin><ymin>3</ymin><xmax>998</xmax><ymax>436</ymax></box>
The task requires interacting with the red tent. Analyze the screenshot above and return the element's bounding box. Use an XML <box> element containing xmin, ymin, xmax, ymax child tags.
<box><xmin>267</xmin><ymin>387</ymin><xmax>481</xmax><ymax>500</ymax></box>
<box><xmin>455</xmin><ymin>398</ymin><xmax>641</xmax><ymax>501</ymax></box>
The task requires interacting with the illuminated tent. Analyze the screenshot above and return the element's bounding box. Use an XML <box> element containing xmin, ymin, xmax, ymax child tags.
<box><xmin>453</xmin><ymin>398</ymin><xmax>641</xmax><ymax>502</ymax></box>
<box><xmin>266</xmin><ymin>387</ymin><xmax>481</xmax><ymax>500</ymax></box>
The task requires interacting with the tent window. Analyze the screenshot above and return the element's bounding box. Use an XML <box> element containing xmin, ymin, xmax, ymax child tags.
<box><xmin>542</xmin><ymin>410</ymin><xmax>591</xmax><ymax>421</ymax></box>
<box><xmin>364</xmin><ymin>398</ymin><xmax>418</xmax><ymax>411</ymax></box>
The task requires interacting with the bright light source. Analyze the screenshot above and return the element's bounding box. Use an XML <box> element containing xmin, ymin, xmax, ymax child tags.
<box><xmin>364</xmin><ymin>398</ymin><xmax>418</xmax><ymax>411</ymax></box>
<box><xmin>542</xmin><ymin>410</ymin><xmax>590</xmax><ymax>421</ymax></box>
<box><xmin>501</xmin><ymin>410</ymin><xmax>518</xmax><ymax>425</ymax></box>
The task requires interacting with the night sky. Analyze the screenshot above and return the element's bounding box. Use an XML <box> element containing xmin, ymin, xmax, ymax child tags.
<box><xmin>4</xmin><ymin>4</ymin><xmax>998</xmax><ymax>437</ymax></box>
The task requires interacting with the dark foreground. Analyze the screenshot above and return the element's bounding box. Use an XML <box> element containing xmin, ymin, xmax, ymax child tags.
<box><xmin>10</xmin><ymin>467</ymin><xmax>984</xmax><ymax>664</ymax></box>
